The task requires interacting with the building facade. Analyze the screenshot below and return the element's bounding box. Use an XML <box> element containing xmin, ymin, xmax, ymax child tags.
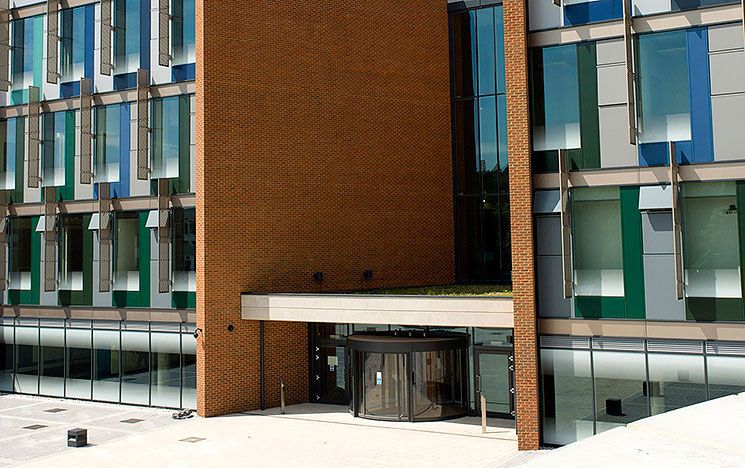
<box><xmin>0</xmin><ymin>0</ymin><xmax>198</xmax><ymax>409</ymax></box>
<box><xmin>0</xmin><ymin>0</ymin><xmax>744</xmax><ymax>454</ymax></box>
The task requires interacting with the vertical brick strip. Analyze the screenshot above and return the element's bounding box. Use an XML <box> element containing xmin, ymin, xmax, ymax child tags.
<box><xmin>504</xmin><ymin>0</ymin><xmax>540</xmax><ymax>451</ymax></box>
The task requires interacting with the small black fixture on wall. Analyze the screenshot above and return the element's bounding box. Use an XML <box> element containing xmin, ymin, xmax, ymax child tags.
<box><xmin>313</xmin><ymin>271</ymin><xmax>324</xmax><ymax>282</ymax></box>
<box><xmin>362</xmin><ymin>270</ymin><xmax>373</xmax><ymax>281</ymax></box>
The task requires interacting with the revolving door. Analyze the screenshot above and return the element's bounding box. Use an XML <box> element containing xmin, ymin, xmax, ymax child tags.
<box><xmin>349</xmin><ymin>333</ymin><xmax>469</xmax><ymax>422</ymax></box>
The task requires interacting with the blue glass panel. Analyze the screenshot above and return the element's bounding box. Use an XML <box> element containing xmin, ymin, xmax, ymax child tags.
<box><xmin>494</xmin><ymin>6</ymin><xmax>505</xmax><ymax>95</ymax></box>
<box><xmin>479</xmin><ymin>96</ymin><xmax>497</xmax><ymax>174</ymax></box>
<box><xmin>476</xmin><ymin>8</ymin><xmax>495</xmax><ymax>95</ymax></box>
<box><xmin>42</xmin><ymin>112</ymin><xmax>66</xmax><ymax>187</ymax></box>
<box><xmin>0</xmin><ymin>119</ymin><xmax>18</xmax><ymax>191</ymax></box>
<box><xmin>172</xmin><ymin>0</ymin><xmax>195</xmax><ymax>66</ymax></box>
<box><xmin>60</xmin><ymin>7</ymin><xmax>86</xmax><ymax>83</ymax></box>
<box><xmin>113</xmin><ymin>0</ymin><xmax>141</xmax><ymax>74</ymax></box>
<box><xmin>564</xmin><ymin>0</ymin><xmax>622</xmax><ymax>26</ymax></box>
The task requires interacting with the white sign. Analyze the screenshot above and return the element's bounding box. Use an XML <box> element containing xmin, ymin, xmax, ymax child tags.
<box><xmin>328</xmin><ymin>356</ymin><xmax>338</xmax><ymax>366</ymax></box>
<box><xmin>376</xmin><ymin>371</ymin><xmax>382</xmax><ymax>386</ymax></box>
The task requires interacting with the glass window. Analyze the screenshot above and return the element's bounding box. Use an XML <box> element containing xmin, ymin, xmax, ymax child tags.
<box><xmin>121</xmin><ymin>330</ymin><xmax>150</xmax><ymax>405</ymax></box>
<box><xmin>39</xmin><ymin>327</ymin><xmax>65</xmax><ymax>397</ymax></box>
<box><xmin>113</xmin><ymin>212</ymin><xmax>140</xmax><ymax>292</ymax></box>
<box><xmin>151</xmin><ymin>332</ymin><xmax>181</xmax><ymax>408</ymax></box>
<box><xmin>59</xmin><ymin>6</ymin><xmax>88</xmax><ymax>82</ymax></box>
<box><xmin>94</xmin><ymin>104</ymin><xmax>122</xmax><ymax>183</ymax></box>
<box><xmin>451</xmin><ymin>10</ymin><xmax>476</xmax><ymax>98</ymax></box>
<box><xmin>592</xmin><ymin>351</ymin><xmax>649</xmax><ymax>434</ymax></box>
<box><xmin>151</xmin><ymin>97</ymin><xmax>181</xmax><ymax>180</ymax></box>
<box><xmin>707</xmin><ymin>355</ymin><xmax>745</xmax><ymax>399</ymax></box>
<box><xmin>473</xmin><ymin>328</ymin><xmax>512</xmax><ymax>347</ymax></box>
<box><xmin>172</xmin><ymin>0</ymin><xmax>195</xmax><ymax>66</ymax></box>
<box><xmin>173</xmin><ymin>208</ymin><xmax>196</xmax><ymax>292</ymax></box>
<box><xmin>572</xmin><ymin>187</ymin><xmax>624</xmax><ymax>297</ymax></box>
<box><xmin>540</xmin><ymin>348</ymin><xmax>594</xmax><ymax>445</ymax></box>
<box><xmin>93</xmin><ymin>328</ymin><xmax>120</xmax><ymax>402</ymax></box>
<box><xmin>9</xmin><ymin>217</ymin><xmax>33</xmax><ymax>291</ymax></box>
<box><xmin>42</xmin><ymin>111</ymin><xmax>67</xmax><ymax>188</ymax></box>
<box><xmin>59</xmin><ymin>215</ymin><xmax>85</xmax><ymax>291</ymax></box>
<box><xmin>181</xmin><ymin>331</ymin><xmax>196</xmax><ymax>409</ymax></box>
<box><xmin>14</xmin><ymin>326</ymin><xmax>39</xmax><ymax>394</ymax></box>
<box><xmin>648</xmin><ymin>353</ymin><xmax>706</xmax><ymax>415</ymax></box>
<box><xmin>11</xmin><ymin>16</ymin><xmax>41</xmax><ymax>91</ymax></box>
<box><xmin>66</xmin><ymin>327</ymin><xmax>92</xmax><ymax>400</ymax></box>
<box><xmin>0</xmin><ymin>323</ymin><xmax>13</xmax><ymax>392</ymax></box>
<box><xmin>636</xmin><ymin>30</ymin><xmax>691</xmax><ymax>145</ymax></box>
<box><xmin>113</xmin><ymin>0</ymin><xmax>141</xmax><ymax>75</ymax></box>
<box><xmin>0</xmin><ymin>118</ymin><xmax>21</xmax><ymax>191</ymax></box>
<box><xmin>476</xmin><ymin>8</ymin><xmax>495</xmax><ymax>96</ymax></box>
<box><xmin>531</xmin><ymin>45</ymin><xmax>581</xmax><ymax>152</ymax></box>
<box><xmin>682</xmin><ymin>182</ymin><xmax>741</xmax><ymax>299</ymax></box>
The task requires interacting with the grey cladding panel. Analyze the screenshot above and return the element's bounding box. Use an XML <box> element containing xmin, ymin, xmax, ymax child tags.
<box><xmin>597</xmin><ymin>64</ymin><xmax>627</xmax><ymax>106</ymax></box>
<box><xmin>643</xmin><ymin>255</ymin><xmax>686</xmax><ymax>321</ymax></box>
<box><xmin>599</xmin><ymin>105</ymin><xmax>637</xmax><ymax>168</ymax></box>
<box><xmin>712</xmin><ymin>94</ymin><xmax>745</xmax><ymax>162</ymax></box>
<box><xmin>596</xmin><ymin>38</ymin><xmax>625</xmax><ymax>65</ymax></box>
<box><xmin>642</xmin><ymin>211</ymin><xmax>673</xmax><ymax>255</ymax></box>
<box><xmin>708</xmin><ymin>23</ymin><xmax>744</xmax><ymax>53</ymax></box>
<box><xmin>536</xmin><ymin>215</ymin><xmax>561</xmax><ymax>256</ymax></box>
<box><xmin>537</xmin><ymin>256</ymin><xmax>572</xmax><ymax>318</ymax></box>
<box><xmin>709</xmin><ymin>51</ymin><xmax>745</xmax><ymax>96</ymax></box>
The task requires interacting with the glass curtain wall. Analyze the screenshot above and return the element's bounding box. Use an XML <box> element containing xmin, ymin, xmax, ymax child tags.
<box><xmin>9</xmin><ymin>217</ymin><xmax>33</xmax><ymax>291</ymax></box>
<box><xmin>41</xmin><ymin>111</ymin><xmax>67</xmax><ymax>188</ymax></box>
<box><xmin>59</xmin><ymin>6</ymin><xmax>88</xmax><ymax>83</ymax></box>
<box><xmin>113</xmin><ymin>212</ymin><xmax>140</xmax><ymax>291</ymax></box>
<box><xmin>11</xmin><ymin>16</ymin><xmax>42</xmax><ymax>94</ymax></box>
<box><xmin>541</xmin><ymin>337</ymin><xmax>745</xmax><ymax>446</ymax></box>
<box><xmin>172</xmin><ymin>208</ymin><xmax>196</xmax><ymax>293</ymax></box>
<box><xmin>0</xmin><ymin>319</ymin><xmax>196</xmax><ymax>408</ymax></box>
<box><xmin>0</xmin><ymin>118</ymin><xmax>21</xmax><ymax>191</ymax></box>
<box><xmin>451</xmin><ymin>4</ymin><xmax>510</xmax><ymax>283</ymax></box>
<box><xmin>59</xmin><ymin>215</ymin><xmax>85</xmax><ymax>292</ymax></box>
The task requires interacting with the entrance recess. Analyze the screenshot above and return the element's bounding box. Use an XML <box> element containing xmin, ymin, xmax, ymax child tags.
<box><xmin>349</xmin><ymin>333</ymin><xmax>469</xmax><ymax>422</ymax></box>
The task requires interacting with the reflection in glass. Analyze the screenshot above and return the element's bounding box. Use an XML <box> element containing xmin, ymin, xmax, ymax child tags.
<box><xmin>39</xmin><ymin>328</ymin><xmax>65</xmax><ymax>397</ymax></box>
<box><xmin>707</xmin><ymin>355</ymin><xmax>745</xmax><ymax>399</ymax></box>
<box><xmin>9</xmin><ymin>217</ymin><xmax>32</xmax><ymax>291</ymax></box>
<box><xmin>637</xmin><ymin>30</ymin><xmax>691</xmax><ymax>144</ymax></box>
<box><xmin>121</xmin><ymin>330</ymin><xmax>150</xmax><ymax>405</ymax></box>
<box><xmin>648</xmin><ymin>353</ymin><xmax>706</xmax><ymax>415</ymax></box>
<box><xmin>60</xmin><ymin>6</ymin><xmax>88</xmax><ymax>83</ymax></box>
<box><xmin>411</xmin><ymin>349</ymin><xmax>467</xmax><ymax>420</ymax></box>
<box><xmin>66</xmin><ymin>328</ymin><xmax>92</xmax><ymax>399</ymax></box>
<box><xmin>572</xmin><ymin>187</ymin><xmax>624</xmax><ymax>297</ymax></box>
<box><xmin>59</xmin><ymin>215</ymin><xmax>85</xmax><ymax>291</ymax></box>
<box><xmin>11</xmin><ymin>16</ymin><xmax>41</xmax><ymax>92</ymax></box>
<box><xmin>113</xmin><ymin>0</ymin><xmax>141</xmax><ymax>75</ymax></box>
<box><xmin>172</xmin><ymin>0</ymin><xmax>195</xmax><ymax>65</ymax></box>
<box><xmin>593</xmin><ymin>351</ymin><xmax>649</xmax><ymax>433</ymax></box>
<box><xmin>361</xmin><ymin>352</ymin><xmax>408</xmax><ymax>420</ymax></box>
<box><xmin>0</xmin><ymin>117</ymin><xmax>20</xmax><ymax>191</ymax></box>
<box><xmin>14</xmin><ymin>327</ymin><xmax>39</xmax><ymax>394</ymax></box>
<box><xmin>151</xmin><ymin>333</ymin><xmax>181</xmax><ymax>408</ymax></box>
<box><xmin>173</xmin><ymin>208</ymin><xmax>196</xmax><ymax>292</ymax></box>
<box><xmin>182</xmin><ymin>332</ymin><xmax>196</xmax><ymax>408</ymax></box>
<box><xmin>93</xmin><ymin>329</ymin><xmax>120</xmax><ymax>402</ymax></box>
<box><xmin>114</xmin><ymin>212</ymin><xmax>140</xmax><ymax>291</ymax></box>
<box><xmin>0</xmin><ymin>324</ymin><xmax>13</xmax><ymax>391</ymax></box>
<box><xmin>478</xmin><ymin>352</ymin><xmax>510</xmax><ymax>414</ymax></box>
<box><xmin>540</xmin><ymin>348</ymin><xmax>594</xmax><ymax>445</ymax></box>
<box><xmin>682</xmin><ymin>182</ymin><xmax>741</xmax><ymax>299</ymax></box>
<box><xmin>94</xmin><ymin>104</ymin><xmax>122</xmax><ymax>183</ymax></box>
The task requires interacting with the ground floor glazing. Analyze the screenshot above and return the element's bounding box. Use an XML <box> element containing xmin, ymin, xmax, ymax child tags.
<box><xmin>0</xmin><ymin>317</ymin><xmax>196</xmax><ymax>409</ymax></box>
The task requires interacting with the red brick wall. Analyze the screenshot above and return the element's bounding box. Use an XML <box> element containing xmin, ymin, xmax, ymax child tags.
<box><xmin>504</xmin><ymin>0</ymin><xmax>540</xmax><ymax>451</ymax></box>
<box><xmin>196</xmin><ymin>0</ymin><xmax>454</xmax><ymax>416</ymax></box>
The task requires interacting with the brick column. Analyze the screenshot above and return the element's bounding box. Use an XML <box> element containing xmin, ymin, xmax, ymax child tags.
<box><xmin>504</xmin><ymin>0</ymin><xmax>540</xmax><ymax>451</ymax></box>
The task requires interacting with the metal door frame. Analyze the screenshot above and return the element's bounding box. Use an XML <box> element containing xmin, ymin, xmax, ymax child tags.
<box><xmin>474</xmin><ymin>346</ymin><xmax>515</xmax><ymax>419</ymax></box>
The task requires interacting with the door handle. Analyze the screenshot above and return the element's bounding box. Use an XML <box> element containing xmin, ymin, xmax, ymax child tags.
<box><xmin>475</xmin><ymin>374</ymin><xmax>481</xmax><ymax>393</ymax></box>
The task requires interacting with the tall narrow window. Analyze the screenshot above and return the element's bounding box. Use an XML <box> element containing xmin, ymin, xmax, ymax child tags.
<box><xmin>59</xmin><ymin>215</ymin><xmax>84</xmax><ymax>291</ymax></box>
<box><xmin>66</xmin><ymin>326</ymin><xmax>92</xmax><ymax>400</ymax></box>
<box><xmin>151</xmin><ymin>96</ymin><xmax>180</xmax><ymax>179</ymax></box>
<box><xmin>92</xmin><ymin>327</ymin><xmax>120</xmax><ymax>402</ymax></box>
<box><xmin>11</xmin><ymin>16</ymin><xmax>42</xmax><ymax>94</ymax></box>
<box><xmin>41</xmin><ymin>111</ymin><xmax>67</xmax><ymax>188</ymax></box>
<box><xmin>150</xmin><ymin>331</ymin><xmax>181</xmax><ymax>408</ymax></box>
<box><xmin>113</xmin><ymin>212</ymin><xmax>139</xmax><ymax>291</ymax></box>
<box><xmin>113</xmin><ymin>0</ymin><xmax>141</xmax><ymax>75</ymax></box>
<box><xmin>173</xmin><ymin>208</ymin><xmax>195</xmax><ymax>292</ymax></box>
<box><xmin>9</xmin><ymin>217</ymin><xmax>32</xmax><ymax>291</ymax></box>
<box><xmin>59</xmin><ymin>6</ymin><xmax>90</xmax><ymax>83</ymax></box>
<box><xmin>94</xmin><ymin>104</ymin><xmax>121</xmax><ymax>183</ymax></box>
<box><xmin>450</xmin><ymin>5</ymin><xmax>510</xmax><ymax>283</ymax></box>
<box><xmin>0</xmin><ymin>118</ymin><xmax>20</xmax><ymax>191</ymax></box>
<box><xmin>171</xmin><ymin>0</ymin><xmax>195</xmax><ymax>66</ymax></box>
<box><xmin>0</xmin><ymin>321</ymin><xmax>13</xmax><ymax>392</ymax></box>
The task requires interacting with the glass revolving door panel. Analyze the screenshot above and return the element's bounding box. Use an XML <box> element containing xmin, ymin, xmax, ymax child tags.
<box><xmin>411</xmin><ymin>349</ymin><xmax>467</xmax><ymax>421</ymax></box>
<box><xmin>360</xmin><ymin>352</ymin><xmax>408</xmax><ymax>421</ymax></box>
